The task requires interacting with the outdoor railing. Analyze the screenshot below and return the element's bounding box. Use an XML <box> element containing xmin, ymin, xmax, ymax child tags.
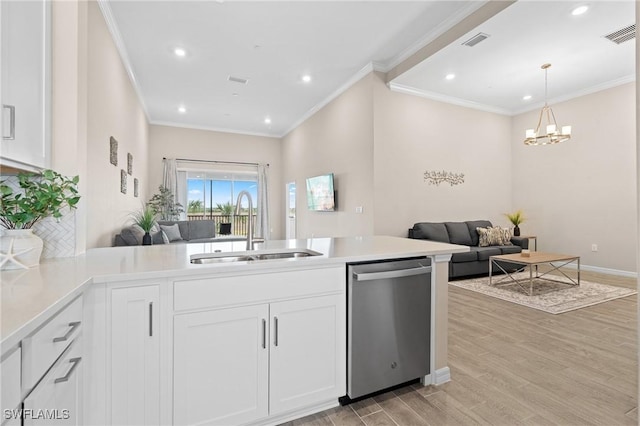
<box><xmin>187</xmin><ymin>213</ymin><xmax>256</xmax><ymax>236</ymax></box>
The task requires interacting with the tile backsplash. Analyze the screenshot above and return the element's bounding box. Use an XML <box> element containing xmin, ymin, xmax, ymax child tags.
<box><xmin>2</xmin><ymin>176</ymin><xmax>76</xmax><ymax>259</ymax></box>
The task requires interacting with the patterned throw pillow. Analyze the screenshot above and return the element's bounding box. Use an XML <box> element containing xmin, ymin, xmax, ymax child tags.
<box><xmin>476</xmin><ymin>226</ymin><xmax>512</xmax><ymax>247</ymax></box>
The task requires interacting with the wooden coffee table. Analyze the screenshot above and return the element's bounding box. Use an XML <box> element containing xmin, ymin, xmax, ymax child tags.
<box><xmin>489</xmin><ymin>252</ymin><xmax>580</xmax><ymax>296</ymax></box>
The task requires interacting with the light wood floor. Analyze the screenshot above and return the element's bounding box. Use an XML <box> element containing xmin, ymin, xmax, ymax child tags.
<box><xmin>282</xmin><ymin>271</ymin><xmax>638</xmax><ymax>426</ymax></box>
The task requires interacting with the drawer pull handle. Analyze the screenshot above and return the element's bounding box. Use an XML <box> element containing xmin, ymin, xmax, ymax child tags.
<box><xmin>53</xmin><ymin>321</ymin><xmax>81</xmax><ymax>343</ymax></box>
<box><xmin>54</xmin><ymin>357</ymin><xmax>82</xmax><ymax>384</ymax></box>
<box><xmin>3</xmin><ymin>104</ymin><xmax>15</xmax><ymax>140</ymax></box>
<box><xmin>262</xmin><ymin>319</ymin><xmax>266</xmax><ymax>349</ymax></box>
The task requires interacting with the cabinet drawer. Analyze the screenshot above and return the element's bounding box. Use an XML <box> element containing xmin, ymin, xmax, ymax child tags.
<box><xmin>174</xmin><ymin>266</ymin><xmax>345</xmax><ymax>311</ymax></box>
<box><xmin>22</xmin><ymin>296</ymin><xmax>83</xmax><ymax>393</ymax></box>
<box><xmin>1</xmin><ymin>347</ymin><xmax>21</xmax><ymax>425</ymax></box>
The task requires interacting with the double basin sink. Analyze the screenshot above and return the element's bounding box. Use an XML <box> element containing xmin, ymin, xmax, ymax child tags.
<box><xmin>190</xmin><ymin>248</ymin><xmax>323</xmax><ymax>264</ymax></box>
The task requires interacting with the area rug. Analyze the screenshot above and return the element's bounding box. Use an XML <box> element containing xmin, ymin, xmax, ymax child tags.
<box><xmin>449</xmin><ymin>272</ymin><xmax>636</xmax><ymax>314</ymax></box>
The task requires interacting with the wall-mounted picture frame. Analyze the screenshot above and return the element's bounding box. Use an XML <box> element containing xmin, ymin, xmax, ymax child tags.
<box><xmin>134</xmin><ymin>178</ymin><xmax>139</xmax><ymax>197</ymax></box>
<box><xmin>120</xmin><ymin>169</ymin><xmax>127</xmax><ymax>194</ymax></box>
<box><xmin>110</xmin><ymin>137</ymin><xmax>118</xmax><ymax>166</ymax></box>
<box><xmin>127</xmin><ymin>153</ymin><xmax>133</xmax><ymax>175</ymax></box>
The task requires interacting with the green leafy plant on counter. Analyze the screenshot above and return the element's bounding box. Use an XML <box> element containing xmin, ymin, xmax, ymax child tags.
<box><xmin>0</xmin><ymin>169</ymin><xmax>80</xmax><ymax>229</ymax></box>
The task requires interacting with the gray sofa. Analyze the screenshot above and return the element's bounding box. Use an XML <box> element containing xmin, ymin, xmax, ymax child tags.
<box><xmin>408</xmin><ymin>220</ymin><xmax>529</xmax><ymax>279</ymax></box>
<box><xmin>114</xmin><ymin>220</ymin><xmax>245</xmax><ymax>246</ymax></box>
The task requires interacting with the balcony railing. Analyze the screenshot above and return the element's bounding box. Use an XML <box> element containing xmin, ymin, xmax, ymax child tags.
<box><xmin>187</xmin><ymin>213</ymin><xmax>256</xmax><ymax>236</ymax></box>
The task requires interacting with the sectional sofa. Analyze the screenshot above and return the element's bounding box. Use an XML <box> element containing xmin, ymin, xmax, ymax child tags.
<box><xmin>409</xmin><ymin>220</ymin><xmax>529</xmax><ymax>279</ymax></box>
<box><xmin>114</xmin><ymin>219</ymin><xmax>245</xmax><ymax>246</ymax></box>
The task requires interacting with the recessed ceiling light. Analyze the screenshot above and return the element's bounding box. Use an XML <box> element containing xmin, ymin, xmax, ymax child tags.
<box><xmin>232</xmin><ymin>93</ymin><xmax>239</xmax><ymax>97</ymax></box>
<box><xmin>523</xmin><ymin>95</ymin><xmax>532</xmax><ymax>101</ymax></box>
<box><xmin>178</xmin><ymin>106</ymin><xmax>186</xmax><ymax>113</ymax></box>
<box><xmin>264</xmin><ymin>117</ymin><xmax>272</xmax><ymax>124</ymax></box>
<box><xmin>445</xmin><ymin>73</ymin><xmax>455</xmax><ymax>80</ymax></box>
<box><xmin>571</xmin><ymin>5</ymin><xmax>589</xmax><ymax>16</ymax></box>
<box><xmin>302</xmin><ymin>75</ymin><xmax>312</xmax><ymax>83</ymax></box>
<box><xmin>174</xmin><ymin>47</ymin><xmax>187</xmax><ymax>57</ymax></box>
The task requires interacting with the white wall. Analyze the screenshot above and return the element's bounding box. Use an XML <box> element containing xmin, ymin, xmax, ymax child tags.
<box><xmin>282</xmin><ymin>74</ymin><xmax>375</xmax><ymax>238</ymax></box>
<box><xmin>148</xmin><ymin>125</ymin><xmax>284</xmax><ymax>239</ymax></box>
<box><xmin>85</xmin><ymin>2</ymin><xmax>149</xmax><ymax>248</ymax></box>
<box><xmin>372</xmin><ymin>72</ymin><xmax>514</xmax><ymax>237</ymax></box>
<box><xmin>512</xmin><ymin>83</ymin><xmax>636</xmax><ymax>274</ymax></box>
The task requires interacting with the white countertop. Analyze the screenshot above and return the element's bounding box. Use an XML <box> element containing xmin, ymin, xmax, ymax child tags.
<box><xmin>1</xmin><ymin>236</ymin><xmax>467</xmax><ymax>353</ymax></box>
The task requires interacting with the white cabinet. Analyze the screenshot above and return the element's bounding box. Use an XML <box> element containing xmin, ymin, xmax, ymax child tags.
<box><xmin>23</xmin><ymin>339</ymin><xmax>83</xmax><ymax>426</ymax></box>
<box><xmin>270</xmin><ymin>295</ymin><xmax>343</xmax><ymax>415</ymax></box>
<box><xmin>173</xmin><ymin>292</ymin><xmax>345</xmax><ymax>425</ymax></box>
<box><xmin>173</xmin><ymin>305</ymin><xmax>269</xmax><ymax>426</ymax></box>
<box><xmin>0</xmin><ymin>0</ymin><xmax>50</xmax><ymax>170</ymax></box>
<box><xmin>110</xmin><ymin>285</ymin><xmax>160</xmax><ymax>426</ymax></box>
<box><xmin>1</xmin><ymin>347</ymin><xmax>21</xmax><ymax>426</ymax></box>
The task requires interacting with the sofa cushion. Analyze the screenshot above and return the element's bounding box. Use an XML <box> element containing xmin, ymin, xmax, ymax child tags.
<box><xmin>160</xmin><ymin>224</ymin><xmax>183</xmax><ymax>242</ymax></box>
<box><xmin>444</xmin><ymin>222</ymin><xmax>473</xmax><ymax>246</ymax></box>
<box><xmin>500</xmin><ymin>245</ymin><xmax>522</xmax><ymax>255</ymax></box>
<box><xmin>158</xmin><ymin>220</ymin><xmax>190</xmax><ymax>240</ymax></box>
<box><xmin>152</xmin><ymin>230</ymin><xmax>165</xmax><ymax>245</ymax></box>
<box><xmin>465</xmin><ymin>220</ymin><xmax>492</xmax><ymax>246</ymax></box>
<box><xmin>475</xmin><ymin>246</ymin><xmax>502</xmax><ymax>261</ymax></box>
<box><xmin>451</xmin><ymin>250</ymin><xmax>478</xmax><ymax>263</ymax></box>
<box><xmin>120</xmin><ymin>226</ymin><xmax>143</xmax><ymax>245</ymax></box>
<box><xmin>188</xmin><ymin>220</ymin><xmax>216</xmax><ymax>240</ymax></box>
<box><xmin>412</xmin><ymin>223</ymin><xmax>450</xmax><ymax>243</ymax></box>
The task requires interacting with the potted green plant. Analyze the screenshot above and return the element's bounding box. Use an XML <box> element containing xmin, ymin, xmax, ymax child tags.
<box><xmin>0</xmin><ymin>170</ymin><xmax>80</xmax><ymax>269</ymax></box>
<box><xmin>504</xmin><ymin>210</ymin><xmax>526</xmax><ymax>236</ymax></box>
<box><xmin>148</xmin><ymin>185</ymin><xmax>184</xmax><ymax>221</ymax></box>
<box><xmin>131</xmin><ymin>204</ymin><xmax>157</xmax><ymax>245</ymax></box>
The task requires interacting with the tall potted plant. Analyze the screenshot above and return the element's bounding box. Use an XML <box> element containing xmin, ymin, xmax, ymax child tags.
<box><xmin>0</xmin><ymin>170</ymin><xmax>80</xmax><ymax>269</ymax></box>
<box><xmin>148</xmin><ymin>185</ymin><xmax>184</xmax><ymax>221</ymax></box>
<box><xmin>131</xmin><ymin>204</ymin><xmax>157</xmax><ymax>245</ymax></box>
<box><xmin>505</xmin><ymin>210</ymin><xmax>526</xmax><ymax>236</ymax></box>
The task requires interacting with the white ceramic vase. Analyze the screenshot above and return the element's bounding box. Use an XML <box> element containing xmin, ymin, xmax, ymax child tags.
<box><xmin>0</xmin><ymin>229</ymin><xmax>44</xmax><ymax>270</ymax></box>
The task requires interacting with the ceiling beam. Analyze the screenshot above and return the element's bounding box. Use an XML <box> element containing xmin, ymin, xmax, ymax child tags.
<box><xmin>385</xmin><ymin>0</ymin><xmax>517</xmax><ymax>83</ymax></box>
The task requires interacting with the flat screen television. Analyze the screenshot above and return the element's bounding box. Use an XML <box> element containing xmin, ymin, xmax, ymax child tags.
<box><xmin>306</xmin><ymin>173</ymin><xmax>335</xmax><ymax>211</ymax></box>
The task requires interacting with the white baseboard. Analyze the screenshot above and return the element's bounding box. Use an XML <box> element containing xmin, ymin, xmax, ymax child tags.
<box><xmin>433</xmin><ymin>366</ymin><xmax>451</xmax><ymax>385</ymax></box>
<box><xmin>560</xmin><ymin>263</ymin><xmax>637</xmax><ymax>279</ymax></box>
<box><xmin>249</xmin><ymin>399</ymin><xmax>339</xmax><ymax>426</ymax></box>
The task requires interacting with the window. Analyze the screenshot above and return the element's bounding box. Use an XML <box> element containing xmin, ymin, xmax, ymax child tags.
<box><xmin>184</xmin><ymin>167</ymin><xmax>258</xmax><ymax>236</ymax></box>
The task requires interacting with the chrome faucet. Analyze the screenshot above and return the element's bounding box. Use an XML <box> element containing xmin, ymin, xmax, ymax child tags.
<box><xmin>235</xmin><ymin>190</ymin><xmax>254</xmax><ymax>250</ymax></box>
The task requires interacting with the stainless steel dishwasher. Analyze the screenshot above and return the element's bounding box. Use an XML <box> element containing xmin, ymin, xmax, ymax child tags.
<box><xmin>346</xmin><ymin>257</ymin><xmax>431</xmax><ymax>401</ymax></box>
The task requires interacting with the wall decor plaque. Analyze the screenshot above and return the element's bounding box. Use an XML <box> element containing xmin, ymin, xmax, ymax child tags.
<box><xmin>110</xmin><ymin>137</ymin><xmax>118</xmax><ymax>166</ymax></box>
<box><xmin>127</xmin><ymin>153</ymin><xmax>133</xmax><ymax>175</ymax></box>
<box><xmin>120</xmin><ymin>169</ymin><xmax>127</xmax><ymax>194</ymax></box>
<box><xmin>134</xmin><ymin>178</ymin><xmax>139</xmax><ymax>197</ymax></box>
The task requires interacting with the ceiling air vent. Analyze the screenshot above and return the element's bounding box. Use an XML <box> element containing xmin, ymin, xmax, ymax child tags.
<box><xmin>604</xmin><ymin>24</ymin><xmax>636</xmax><ymax>45</ymax></box>
<box><xmin>462</xmin><ymin>32</ymin><xmax>490</xmax><ymax>47</ymax></box>
<box><xmin>228</xmin><ymin>75</ymin><xmax>249</xmax><ymax>84</ymax></box>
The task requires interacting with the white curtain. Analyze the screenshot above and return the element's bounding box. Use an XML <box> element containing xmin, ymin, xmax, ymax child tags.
<box><xmin>177</xmin><ymin>171</ymin><xmax>187</xmax><ymax>220</ymax></box>
<box><xmin>162</xmin><ymin>158</ymin><xmax>182</xmax><ymax>218</ymax></box>
<box><xmin>256</xmin><ymin>164</ymin><xmax>270</xmax><ymax>240</ymax></box>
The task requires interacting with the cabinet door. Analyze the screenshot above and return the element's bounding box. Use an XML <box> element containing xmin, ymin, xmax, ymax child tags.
<box><xmin>174</xmin><ymin>305</ymin><xmax>269</xmax><ymax>426</ymax></box>
<box><xmin>0</xmin><ymin>0</ymin><xmax>50</xmax><ymax>169</ymax></box>
<box><xmin>23</xmin><ymin>339</ymin><xmax>82</xmax><ymax>426</ymax></box>
<box><xmin>110</xmin><ymin>286</ymin><xmax>159</xmax><ymax>426</ymax></box>
<box><xmin>270</xmin><ymin>294</ymin><xmax>345</xmax><ymax>415</ymax></box>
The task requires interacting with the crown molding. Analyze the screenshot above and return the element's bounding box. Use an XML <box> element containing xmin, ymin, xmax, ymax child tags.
<box><xmin>377</xmin><ymin>1</ymin><xmax>487</xmax><ymax>73</ymax></box>
<box><xmin>281</xmin><ymin>62</ymin><xmax>375</xmax><ymax>138</ymax></box>
<box><xmin>150</xmin><ymin>120</ymin><xmax>280</xmax><ymax>140</ymax></box>
<box><xmin>510</xmin><ymin>74</ymin><xmax>636</xmax><ymax>116</ymax></box>
<box><xmin>388</xmin><ymin>82</ymin><xmax>512</xmax><ymax>116</ymax></box>
<box><xmin>97</xmin><ymin>0</ymin><xmax>150</xmax><ymax>122</ymax></box>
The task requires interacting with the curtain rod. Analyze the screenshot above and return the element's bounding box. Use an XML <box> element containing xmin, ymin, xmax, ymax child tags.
<box><xmin>163</xmin><ymin>157</ymin><xmax>269</xmax><ymax>167</ymax></box>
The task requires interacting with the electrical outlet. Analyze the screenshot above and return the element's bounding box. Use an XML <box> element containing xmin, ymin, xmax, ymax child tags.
<box><xmin>355</xmin><ymin>206</ymin><xmax>363</xmax><ymax>214</ymax></box>
<box><xmin>591</xmin><ymin>244</ymin><xmax>598</xmax><ymax>252</ymax></box>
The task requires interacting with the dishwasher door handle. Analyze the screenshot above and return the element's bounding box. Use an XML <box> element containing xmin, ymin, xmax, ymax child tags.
<box><xmin>353</xmin><ymin>266</ymin><xmax>432</xmax><ymax>282</ymax></box>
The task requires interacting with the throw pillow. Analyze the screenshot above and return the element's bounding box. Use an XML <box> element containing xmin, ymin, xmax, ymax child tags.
<box><xmin>160</xmin><ymin>224</ymin><xmax>183</xmax><ymax>242</ymax></box>
<box><xmin>501</xmin><ymin>228</ymin><xmax>513</xmax><ymax>246</ymax></box>
<box><xmin>477</xmin><ymin>226</ymin><xmax>510</xmax><ymax>247</ymax></box>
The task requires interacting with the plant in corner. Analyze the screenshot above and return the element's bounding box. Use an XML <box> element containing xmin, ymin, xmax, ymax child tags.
<box><xmin>148</xmin><ymin>185</ymin><xmax>184</xmax><ymax>221</ymax></box>
<box><xmin>131</xmin><ymin>204</ymin><xmax>157</xmax><ymax>246</ymax></box>
<box><xmin>504</xmin><ymin>210</ymin><xmax>526</xmax><ymax>236</ymax></box>
<box><xmin>0</xmin><ymin>170</ymin><xmax>80</xmax><ymax>269</ymax></box>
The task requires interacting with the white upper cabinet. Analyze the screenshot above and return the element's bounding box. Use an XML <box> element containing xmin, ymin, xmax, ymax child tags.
<box><xmin>1</xmin><ymin>0</ymin><xmax>50</xmax><ymax>171</ymax></box>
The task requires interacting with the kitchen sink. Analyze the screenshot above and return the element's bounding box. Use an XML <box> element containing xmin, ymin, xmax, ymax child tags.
<box><xmin>190</xmin><ymin>248</ymin><xmax>322</xmax><ymax>264</ymax></box>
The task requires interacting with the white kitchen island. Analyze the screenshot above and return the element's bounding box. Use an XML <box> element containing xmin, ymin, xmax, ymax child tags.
<box><xmin>1</xmin><ymin>236</ymin><xmax>467</xmax><ymax>426</ymax></box>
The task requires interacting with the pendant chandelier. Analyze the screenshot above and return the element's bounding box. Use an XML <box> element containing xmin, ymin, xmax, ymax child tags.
<box><xmin>524</xmin><ymin>63</ymin><xmax>571</xmax><ymax>146</ymax></box>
